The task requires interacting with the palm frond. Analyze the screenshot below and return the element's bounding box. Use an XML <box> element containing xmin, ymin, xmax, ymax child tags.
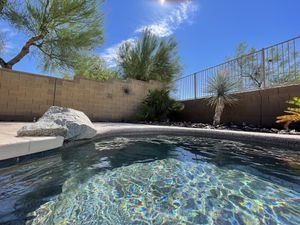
<box><xmin>287</xmin><ymin>97</ymin><xmax>300</xmax><ymax>107</ymax></box>
<box><xmin>276</xmin><ymin>97</ymin><xmax>300</xmax><ymax>129</ymax></box>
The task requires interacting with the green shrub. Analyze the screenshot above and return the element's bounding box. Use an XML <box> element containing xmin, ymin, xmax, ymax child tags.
<box><xmin>138</xmin><ymin>89</ymin><xmax>184</xmax><ymax>121</ymax></box>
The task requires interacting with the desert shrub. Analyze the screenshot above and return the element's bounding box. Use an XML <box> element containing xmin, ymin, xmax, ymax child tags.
<box><xmin>138</xmin><ymin>89</ymin><xmax>184</xmax><ymax>121</ymax></box>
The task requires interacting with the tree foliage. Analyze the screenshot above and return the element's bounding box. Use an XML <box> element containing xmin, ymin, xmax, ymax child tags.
<box><xmin>267</xmin><ymin>46</ymin><xmax>300</xmax><ymax>86</ymax></box>
<box><xmin>0</xmin><ymin>32</ymin><xmax>4</xmax><ymax>55</ymax></box>
<box><xmin>276</xmin><ymin>97</ymin><xmax>300</xmax><ymax>129</ymax></box>
<box><xmin>0</xmin><ymin>0</ymin><xmax>7</xmax><ymax>13</ymax></box>
<box><xmin>228</xmin><ymin>42</ymin><xmax>264</xmax><ymax>88</ymax></box>
<box><xmin>117</xmin><ymin>29</ymin><xmax>182</xmax><ymax>83</ymax></box>
<box><xmin>138</xmin><ymin>89</ymin><xmax>184</xmax><ymax>121</ymax></box>
<box><xmin>207</xmin><ymin>70</ymin><xmax>238</xmax><ymax>126</ymax></box>
<box><xmin>0</xmin><ymin>0</ymin><xmax>104</xmax><ymax>71</ymax></box>
<box><xmin>0</xmin><ymin>0</ymin><xmax>7</xmax><ymax>54</ymax></box>
<box><xmin>65</xmin><ymin>55</ymin><xmax>119</xmax><ymax>81</ymax></box>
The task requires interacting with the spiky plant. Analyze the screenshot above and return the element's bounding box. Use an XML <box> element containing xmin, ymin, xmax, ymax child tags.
<box><xmin>207</xmin><ymin>70</ymin><xmax>238</xmax><ymax>126</ymax></box>
<box><xmin>276</xmin><ymin>97</ymin><xmax>300</xmax><ymax>129</ymax></box>
<box><xmin>117</xmin><ymin>29</ymin><xmax>182</xmax><ymax>83</ymax></box>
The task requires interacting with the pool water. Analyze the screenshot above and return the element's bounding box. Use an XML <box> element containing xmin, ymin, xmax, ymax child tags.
<box><xmin>0</xmin><ymin>136</ymin><xmax>299</xmax><ymax>225</ymax></box>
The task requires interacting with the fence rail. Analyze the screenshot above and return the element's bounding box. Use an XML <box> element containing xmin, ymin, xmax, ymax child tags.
<box><xmin>172</xmin><ymin>36</ymin><xmax>300</xmax><ymax>100</ymax></box>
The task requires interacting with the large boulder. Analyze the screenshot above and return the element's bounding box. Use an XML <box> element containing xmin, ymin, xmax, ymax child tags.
<box><xmin>17</xmin><ymin>106</ymin><xmax>97</xmax><ymax>140</ymax></box>
<box><xmin>17</xmin><ymin>121</ymin><xmax>68</xmax><ymax>137</ymax></box>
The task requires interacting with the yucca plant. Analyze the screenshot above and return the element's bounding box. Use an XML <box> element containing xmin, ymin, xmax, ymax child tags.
<box><xmin>207</xmin><ymin>70</ymin><xmax>238</xmax><ymax>126</ymax></box>
<box><xmin>276</xmin><ymin>97</ymin><xmax>300</xmax><ymax>129</ymax></box>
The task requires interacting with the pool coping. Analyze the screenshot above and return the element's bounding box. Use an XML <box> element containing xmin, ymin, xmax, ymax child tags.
<box><xmin>0</xmin><ymin>122</ymin><xmax>64</xmax><ymax>162</ymax></box>
<box><xmin>0</xmin><ymin>122</ymin><xmax>299</xmax><ymax>164</ymax></box>
<box><xmin>64</xmin><ymin>123</ymin><xmax>300</xmax><ymax>150</ymax></box>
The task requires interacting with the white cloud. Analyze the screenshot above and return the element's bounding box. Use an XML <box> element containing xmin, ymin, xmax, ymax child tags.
<box><xmin>101</xmin><ymin>38</ymin><xmax>136</xmax><ymax>67</ymax></box>
<box><xmin>136</xmin><ymin>20</ymin><xmax>172</xmax><ymax>38</ymax></box>
<box><xmin>0</xmin><ymin>27</ymin><xmax>17</xmax><ymax>38</ymax></box>
<box><xmin>2</xmin><ymin>43</ymin><xmax>14</xmax><ymax>54</ymax></box>
<box><xmin>101</xmin><ymin>0</ymin><xmax>198</xmax><ymax>67</ymax></box>
<box><xmin>135</xmin><ymin>0</ymin><xmax>198</xmax><ymax>37</ymax></box>
<box><xmin>0</xmin><ymin>27</ymin><xmax>17</xmax><ymax>54</ymax></box>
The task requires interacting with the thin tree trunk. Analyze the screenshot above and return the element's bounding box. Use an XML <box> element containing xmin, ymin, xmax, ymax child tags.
<box><xmin>0</xmin><ymin>57</ymin><xmax>9</xmax><ymax>68</ymax></box>
<box><xmin>213</xmin><ymin>97</ymin><xmax>225</xmax><ymax>126</ymax></box>
<box><xmin>1</xmin><ymin>34</ymin><xmax>44</xmax><ymax>70</ymax></box>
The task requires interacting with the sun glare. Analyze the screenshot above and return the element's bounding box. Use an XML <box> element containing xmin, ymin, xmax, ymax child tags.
<box><xmin>160</xmin><ymin>0</ymin><xmax>165</xmax><ymax>5</ymax></box>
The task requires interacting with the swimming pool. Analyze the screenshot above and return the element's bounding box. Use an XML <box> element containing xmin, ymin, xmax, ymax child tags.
<box><xmin>0</xmin><ymin>136</ymin><xmax>299</xmax><ymax>224</ymax></box>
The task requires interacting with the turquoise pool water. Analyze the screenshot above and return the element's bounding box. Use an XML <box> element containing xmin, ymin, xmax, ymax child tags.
<box><xmin>0</xmin><ymin>136</ymin><xmax>299</xmax><ymax>224</ymax></box>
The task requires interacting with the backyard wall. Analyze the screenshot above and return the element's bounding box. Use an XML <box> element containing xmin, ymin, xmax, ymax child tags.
<box><xmin>0</xmin><ymin>69</ymin><xmax>162</xmax><ymax>121</ymax></box>
<box><xmin>180</xmin><ymin>84</ymin><xmax>300</xmax><ymax>128</ymax></box>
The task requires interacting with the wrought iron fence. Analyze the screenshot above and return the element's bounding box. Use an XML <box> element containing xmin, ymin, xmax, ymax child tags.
<box><xmin>171</xmin><ymin>36</ymin><xmax>300</xmax><ymax>100</ymax></box>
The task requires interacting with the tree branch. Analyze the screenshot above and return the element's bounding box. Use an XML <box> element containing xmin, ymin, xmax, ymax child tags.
<box><xmin>0</xmin><ymin>57</ymin><xmax>7</xmax><ymax>68</ymax></box>
<box><xmin>6</xmin><ymin>34</ymin><xmax>45</xmax><ymax>69</ymax></box>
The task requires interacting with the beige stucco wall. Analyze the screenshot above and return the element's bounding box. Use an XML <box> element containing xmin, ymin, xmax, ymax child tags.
<box><xmin>0</xmin><ymin>69</ymin><xmax>162</xmax><ymax>121</ymax></box>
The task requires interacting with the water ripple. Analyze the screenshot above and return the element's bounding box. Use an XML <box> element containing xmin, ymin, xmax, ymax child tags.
<box><xmin>28</xmin><ymin>158</ymin><xmax>300</xmax><ymax>225</ymax></box>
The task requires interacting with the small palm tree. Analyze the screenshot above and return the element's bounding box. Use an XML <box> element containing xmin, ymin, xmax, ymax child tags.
<box><xmin>207</xmin><ymin>70</ymin><xmax>238</xmax><ymax>126</ymax></box>
<box><xmin>117</xmin><ymin>29</ymin><xmax>182</xmax><ymax>83</ymax></box>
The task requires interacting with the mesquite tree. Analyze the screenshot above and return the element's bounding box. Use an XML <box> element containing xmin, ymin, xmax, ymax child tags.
<box><xmin>0</xmin><ymin>0</ymin><xmax>104</xmax><ymax>71</ymax></box>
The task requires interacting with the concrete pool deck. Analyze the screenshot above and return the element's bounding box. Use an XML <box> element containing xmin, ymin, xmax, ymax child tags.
<box><xmin>0</xmin><ymin>122</ymin><xmax>300</xmax><ymax>161</ymax></box>
<box><xmin>0</xmin><ymin>123</ymin><xmax>64</xmax><ymax>161</ymax></box>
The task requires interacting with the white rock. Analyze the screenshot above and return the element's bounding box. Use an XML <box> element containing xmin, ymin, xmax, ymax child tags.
<box><xmin>17</xmin><ymin>106</ymin><xmax>97</xmax><ymax>140</ymax></box>
<box><xmin>17</xmin><ymin>121</ymin><xmax>67</xmax><ymax>137</ymax></box>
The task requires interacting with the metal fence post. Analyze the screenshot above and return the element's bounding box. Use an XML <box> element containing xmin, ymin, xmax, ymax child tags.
<box><xmin>193</xmin><ymin>73</ymin><xmax>197</xmax><ymax>99</ymax></box>
<box><xmin>261</xmin><ymin>48</ymin><xmax>266</xmax><ymax>88</ymax></box>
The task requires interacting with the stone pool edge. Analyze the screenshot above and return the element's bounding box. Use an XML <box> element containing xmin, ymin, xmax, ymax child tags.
<box><xmin>64</xmin><ymin>123</ymin><xmax>300</xmax><ymax>150</ymax></box>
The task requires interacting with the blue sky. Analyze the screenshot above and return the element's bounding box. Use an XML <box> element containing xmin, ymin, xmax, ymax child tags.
<box><xmin>0</xmin><ymin>0</ymin><xmax>299</xmax><ymax>78</ymax></box>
